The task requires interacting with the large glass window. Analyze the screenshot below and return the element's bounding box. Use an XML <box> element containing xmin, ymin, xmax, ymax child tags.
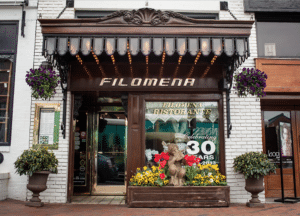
<box><xmin>257</xmin><ymin>22</ymin><xmax>300</xmax><ymax>57</ymax></box>
<box><xmin>263</xmin><ymin>111</ymin><xmax>293</xmax><ymax>168</ymax></box>
<box><xmin>145</xmin><ymin>101</ymin><xmax>219</xmax><ymax>167</ymax></box>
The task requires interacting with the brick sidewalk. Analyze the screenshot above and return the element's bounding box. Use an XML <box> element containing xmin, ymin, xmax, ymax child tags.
<box><xmin>0</xmin><ymin>199</ymin><xmax>300</xmax><ymax>216</ymax></box>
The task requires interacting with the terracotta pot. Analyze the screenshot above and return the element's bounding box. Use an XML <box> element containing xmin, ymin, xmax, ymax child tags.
<box><xmin>26</xmin><ymin>171</ymin><xmax>51</xmax><ymax>207</ymax></box>
<box><xmin>245</xmin><ymin>175</ymin><xmax>265</xmax><ymax>207</ymax></box>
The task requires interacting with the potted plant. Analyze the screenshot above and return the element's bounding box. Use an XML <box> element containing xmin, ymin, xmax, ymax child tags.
<box><xmin>14</xmin><ymin>146</ymin><xmax>58</xmax><ymax>207</ymax></box>
<box><xmin>233</xmin><ymin>151</ymin><xmax>276</xmax><ymax>207</ymax></box>
<box><xmin>233</xmin><ymin>67</ymin><xmax>268</xmax><ymax>98</ymax></box>
<box><xmin>128</xmin><ymin>145</ymin><xmax>229</xmax><ymax>208</ymax></box>
<box><xmin>25</xmin><ymin>66</ymin><xmax>60</xmax><ymax>100</ymax></box>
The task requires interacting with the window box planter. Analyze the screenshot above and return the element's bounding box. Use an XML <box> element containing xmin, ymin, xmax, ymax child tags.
<box><xmin>127</xmin><ymin>186</ymin><xmax>230</xmax><ymax>208</ymax></box>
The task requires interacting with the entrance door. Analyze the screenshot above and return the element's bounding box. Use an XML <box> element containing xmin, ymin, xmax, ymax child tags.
<box><xmin>90</xmin><ymin>105</ymin><xmax>127</xmax><ymax>195</ymax></box>
<box><xmin>262</xmin><ymin>107</ymin><xmax>300</xmax><ymax>197</ymax></box>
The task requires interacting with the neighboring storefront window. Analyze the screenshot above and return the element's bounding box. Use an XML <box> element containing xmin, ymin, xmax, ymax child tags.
<box><xmin>257</xmin><ymin>22</ymin><xmax>300</xmax><ymax>57</ymax></box>
<box><xmin>145</xmin><ymin>101</ymin><xmax>219</xmax><ymax>167</ymax></box>
<box><xmin>263</xmin><ymin>111</ymin><xmax>293</xmax><ymax>168</ymax></box>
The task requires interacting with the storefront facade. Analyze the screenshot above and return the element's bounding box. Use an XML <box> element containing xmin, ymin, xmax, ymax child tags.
<box><xmin>1</xmin><ymin>0</ymin><xmax>269</xmax><ymax>204</ymax></box>
<box><xmin>33</xmin><ymin>0</ymin><xmax>260</xmax><ymax>204</ymax></box>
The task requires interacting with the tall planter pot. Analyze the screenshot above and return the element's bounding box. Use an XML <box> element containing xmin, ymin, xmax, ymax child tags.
<box><xmin>245</xmin><ymin>175</ymin><xmax>265</xmax><ymax>208</ymax></box>
<box><xmin>26</xmin><ymin>171</ymin><xmax>51</xmax><ymax>207</ymax></box>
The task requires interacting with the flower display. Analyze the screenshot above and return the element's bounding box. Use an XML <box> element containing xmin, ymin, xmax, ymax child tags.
<box><xmin>25</xmin><ymin>66</ymin><xmax>60</xmax><ymax>100</ymax></box>
<box><xmin>233</xmin><ymin>67</ymin><xmax>267</xmax><ymax>98</ymax></box>
<box><xmin>129</xmin><ymin>165</ymin><xmax>169</xmax><ymax>186</ymax></box>
<box><xmin>187</xmin><ymin>164</ymin><xmax>227</xmax><ymax>186</ymax></box>
<box><xmin>130</xmin><ymin>151</ymin><xmax>227</xmax><ymax>187</ymax></box>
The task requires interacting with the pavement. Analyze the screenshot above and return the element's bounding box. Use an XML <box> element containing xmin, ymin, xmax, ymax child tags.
<box><xmin>1</xmin><ymin>199</ymin><xmax>300</xmax><ymax>216</ymax></box>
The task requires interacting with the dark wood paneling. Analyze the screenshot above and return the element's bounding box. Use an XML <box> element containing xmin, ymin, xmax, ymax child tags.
<box><xmin>126</xmin><ymin>94</ymin><xmax>145</xmax><ymax>196</ymax></box>
<box><xmin>128</xmin><ymin>186</ymin><xmax>230</xmax><ymax>207</ymax></box>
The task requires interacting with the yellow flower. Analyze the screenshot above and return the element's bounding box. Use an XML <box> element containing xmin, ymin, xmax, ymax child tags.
<box><xmin>211</xmin><ymin>164</ymin><xmax>219</xmax><ymax>171</ymax></box>
<box><xmin>137</xmin><ymin>168</ymin><xmax>140</xmax><ymax>171</ymax></box>
<box><xmin>143</xmin><ymin>166</ymin><xmax>148</xmax><ymax>171</ymax></box>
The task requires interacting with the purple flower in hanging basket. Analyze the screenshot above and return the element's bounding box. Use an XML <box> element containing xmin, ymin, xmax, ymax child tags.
<box><xmin>25</xmin><ymin>66</ymin><xmax>60</xmax><ymax>100</ymax></box>
<box><xmin>234</xmin><ymin>67</ymin><xmax>267</xmax><ymax>98</ymax></box>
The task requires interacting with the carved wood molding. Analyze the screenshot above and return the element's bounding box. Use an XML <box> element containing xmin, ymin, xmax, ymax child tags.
<box><xmin>106</xmin><ymin>8</ymin><xmax>196</xmax><ymax>26</ymax></box>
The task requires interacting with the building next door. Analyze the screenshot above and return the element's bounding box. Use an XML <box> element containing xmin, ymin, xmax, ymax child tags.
<box><xmin>262</xmin><ymin>104</ymin><xmax>300</xmax><ymax>198</ymax></box>
<box><xmin>72</xmin><ymin>94</ymin><xmax>127</xmax><ymax>196</ymax></box>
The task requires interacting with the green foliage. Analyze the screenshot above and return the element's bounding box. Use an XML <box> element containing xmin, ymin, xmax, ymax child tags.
<box><xmin>185</xmin><ymin>166</ymin><xmax>198</xmax><ymax>182</ymax></box>
<box><xmin>14</xmin><ymin>146</ymin><xmax>58</xmax><ymax>176</ymax></box>
<box><xmin>233</xmin><ymin>151</ymin><xmax>276</xmax><ymax>179</ymax></box>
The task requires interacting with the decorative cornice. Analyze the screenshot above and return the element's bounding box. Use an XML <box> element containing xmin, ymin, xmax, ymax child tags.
<box><xmin>106</xmin><ymin>8</ymin><xmax>194</xmax><ymax>26</ymax></box>
<box><xmin>39</xmin><ymin>8</ymin><xmax>254</xmax><ymax>36</ymax></box>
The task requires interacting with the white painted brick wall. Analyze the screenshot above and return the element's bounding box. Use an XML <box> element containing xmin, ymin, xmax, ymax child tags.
<box><xmin>221</xmin><ymin>0</ymin><xmax>264</xmax><ymax>204</ymax></box>
<box><xmin>27</xmin><ymin>0</ymin><xmax>74</xmax><ymax>203</ymax></box>
<box><xmin>0</xmin><ymin>4</ymin><xmax>38</xmax><ymax>201</ymax></box>
<box><xmin>0</xmin><ymin>173</ymin><xmax>10</xmax><ymax>200</ymax></box>
<box><xmin>30</xmin><ymin>0</ymin><xmax>264</xmax><ymax>204</ymax></box>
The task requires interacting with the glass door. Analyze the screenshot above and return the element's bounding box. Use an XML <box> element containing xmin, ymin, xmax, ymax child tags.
<box><xmin>91</xmin><ymin>105</ymin><xmax>127</xmax><ymax>195</ymax></box>
<box><xmin>262</xmin><ymin>108</ymin><xmax>300</xmax><ymax>198</ymax></box>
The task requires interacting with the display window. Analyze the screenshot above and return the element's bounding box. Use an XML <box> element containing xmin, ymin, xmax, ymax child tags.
<box><xmin>145</xmin><ymin>101</ymin><xmax>219</xmax><ymax>167</ymax></box>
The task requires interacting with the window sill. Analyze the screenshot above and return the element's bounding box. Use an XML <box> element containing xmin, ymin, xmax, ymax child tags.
<box><xmin>0</xmin><ymin>146</ymin><xmax>10</xmax><ymax>152</ymax></box>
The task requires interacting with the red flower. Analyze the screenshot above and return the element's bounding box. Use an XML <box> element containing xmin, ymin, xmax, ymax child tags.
<box><xmin>154</xmin><ymin>154</ymin><xmax>162</xmax><ymax>163</ymax></box>
<box><xmin>195</xmin><ymin>158</ymin><xmax>201</xmax><ymax>164</ymax></box>
<box><xmin>160</xmin><ymin>160</ymin><xmax>167</xmax><ymax>168</ymax></box>
<box><xmin>160</xmin><ymin>173</ymin><xmax>166</xmax><ymax>180</ymax></box>
<box><xmin>161</xmin><ymin>152</ymin><xmax>170</xmax><ymax>161</ymax></box>
<box><xmin>184</xmin><ymin>155</ymin><xmax>197</xmax><ymax>166</ymax></box>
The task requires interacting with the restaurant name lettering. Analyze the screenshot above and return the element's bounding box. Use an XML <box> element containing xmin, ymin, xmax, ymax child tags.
<box><xmin>152</xmin><ymin>103</ymin><xmax>211</xmax><ymax>115</ymax></box>
<box><xmin>99</xmin><ymin>78</ymin><xmax>195</xmax><ymax>87</ymax></box>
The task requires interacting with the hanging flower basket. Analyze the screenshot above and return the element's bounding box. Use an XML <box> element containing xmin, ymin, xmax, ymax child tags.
<box><xmin>25</xmin><ymin>66</ymin><xmax>60</xmax><ymax>100</ymax></box>
<box><xmin>233</xmin><ymin>68</ymin><xmax>267</xmax><ymax>98</ymax></box>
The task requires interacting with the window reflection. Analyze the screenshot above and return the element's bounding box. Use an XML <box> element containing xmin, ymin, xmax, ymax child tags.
<box><xmin>145</xmin><ymin>102</ymin><xmax>219</xmax><ymax>167</ymax></box>
<box><xmin>263</xmin><ymin>111</ymin><xmax>293</xmax><ymax>168</ymax></box>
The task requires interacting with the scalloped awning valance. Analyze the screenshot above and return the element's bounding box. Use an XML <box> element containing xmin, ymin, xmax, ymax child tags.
<box><xmin>44</xmin><ymin>36</ymin><xmax>249</xmax><ymax>59</ymax></box>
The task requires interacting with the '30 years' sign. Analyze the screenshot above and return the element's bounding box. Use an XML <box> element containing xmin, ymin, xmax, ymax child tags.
<box><xmin>187</xmin><ymin>141</ymin><xmax>216</xmax><ymax>155</ymax></box>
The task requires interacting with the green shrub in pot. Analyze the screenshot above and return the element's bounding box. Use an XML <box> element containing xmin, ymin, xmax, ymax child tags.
<box><xmin>233</xmin><ymin>151</ymin><xmax>276</xmax><ymax>179</ymax></box>
<box><xmin>14</xmin><ymin>146</ymin><xmax>58</xmax><ymax>176</ymax></box>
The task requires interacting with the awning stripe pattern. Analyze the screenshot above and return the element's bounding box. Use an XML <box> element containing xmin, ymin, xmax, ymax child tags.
<box><xmin>44</xmin><ymin>36</ymin><xmax>249</xmax><ymax>58</ymax></box>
